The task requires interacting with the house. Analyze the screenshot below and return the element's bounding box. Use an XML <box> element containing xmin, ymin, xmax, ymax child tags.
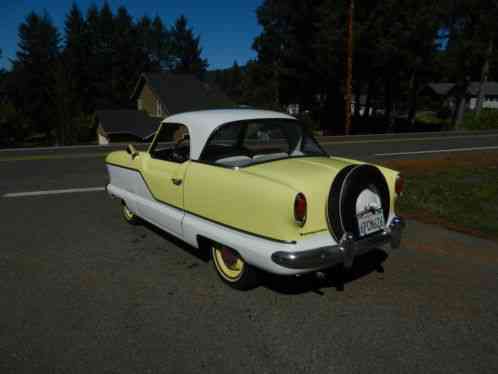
<box><xmin>421</xmin><ymin>82</ymin><xmax>498</xmax><ymax>110</ymax></box>
<box><xmin>286</xmin><ymin>103</ymin><xmax>300</xmax><ymax>116</ymax></box>
<box><xmin>96</xmin><ymin>110</ymin><xmax>160</xmax><ymax>145</ymax></box>
<box><xmin>97</xmin><ymin>73</ymin><xmax>235</xmax><ymax>144</ymax></box>
<box><xmin>131</xmin><ymin>73</ymin><xmax>235</xmax><ymax>117</ymax></box>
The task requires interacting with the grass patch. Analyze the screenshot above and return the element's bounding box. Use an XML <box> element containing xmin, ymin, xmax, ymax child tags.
<box><xmin>395</xmin><ymin>162</ymin><xmax>498</xmax><ymax>241</ymax></box>
<box><xmin>416</xmin><ymin>111</ymin><xmax>450</xmax><ymax>127</ymax></box>
<box><xmin>462</xmin><ymin>109</ymin><xmax>498</xmax><ymax>130</ymax></box>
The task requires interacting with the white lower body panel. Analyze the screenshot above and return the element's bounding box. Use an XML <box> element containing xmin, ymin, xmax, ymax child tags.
<box><xmin>106</xmin><ymin>164</ymin><xmax>395</xmax><ymax>276</ymax></box>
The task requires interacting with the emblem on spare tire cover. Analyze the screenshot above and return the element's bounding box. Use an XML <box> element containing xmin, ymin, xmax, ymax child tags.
<box><xmin>327</xmin><ymin>164</ymin><xmax>390</xmax><ymax>241</ymax></box>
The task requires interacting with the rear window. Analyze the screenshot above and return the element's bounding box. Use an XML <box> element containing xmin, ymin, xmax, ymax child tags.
<box><xmin>200</xmin><ymin>119</ymin><xmax>327</xmax><ymax>167</ymax></box>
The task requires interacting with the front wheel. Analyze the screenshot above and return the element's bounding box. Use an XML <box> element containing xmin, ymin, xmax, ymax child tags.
<box><xmin>211</xmin><ymin>243</ymin><xmax>260</xmax><ymax>290</ymax></box>
<box><xmin>122</xmin><ymin>201</ymin><xmax>140</xmax><ymax>225</ymax></box>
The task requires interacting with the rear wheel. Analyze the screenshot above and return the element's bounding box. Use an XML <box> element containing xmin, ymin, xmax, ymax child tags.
<box><xmin>122</xmin><ymin>201</ymin><xmax>140</xmax><ymax>225</ymax></box>
<box><xmin>211</xmin><ymin>243</ymin><xmax>259</xmax><ymax>290</ymax></box>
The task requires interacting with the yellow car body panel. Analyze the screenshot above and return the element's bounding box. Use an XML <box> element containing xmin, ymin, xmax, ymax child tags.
<box><xmin>105</xmin><ymin>150</ymin><xmax>143</xmax><ymax>171</ymax></box>
<box><xmin>106</xmin><ymin>151</ymin><xmax>188</xmax><ymax>209</ymax></box>
<box><xmin>244</xmin><ymin>157</ymin><xmax>399</xmax><ymax>237</ymax></box>
<box><xmin>140</xmin><ymin>153</ymin><xmax>188</xmax><ymax>209</ymax></box>
<box><xmin>106</xmin><ymin>151</ymin><xmax>400</xmax><ymax>243</ymax></box>
<box><xmin>183</xmin><ymin>162</ymin><xmax>300</xmax><ymax>242</ymax></box>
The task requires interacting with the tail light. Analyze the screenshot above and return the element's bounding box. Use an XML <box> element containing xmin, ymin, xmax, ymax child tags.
<box><xmin>395</xmin><ymin>175</ymin><xmax>405</xmax><ymax>195</ymax></box>
<box><xmin>294</xmin><ymin>193</ymin><xmax>307</xmax><ymax>226</ymax></box>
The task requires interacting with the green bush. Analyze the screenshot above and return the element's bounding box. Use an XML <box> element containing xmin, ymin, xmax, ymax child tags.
<box><xmin>416</xmin><ymin>111</ymin><xmax>450</xmax><ymax>126</ymax></box>
<box><xmin>0</xmin><ymin>102</ymin><xmax>31</xmax><ymax>142</ymax></box>
<box><xmin>73</xmin><ymin>114</ymin><xmax>97</xmax><ymax>143</ymax></box>
<box><xmin>462</xmin><ymin>109</ymin><xmax>498</xmax><ymax>130</ymax></box>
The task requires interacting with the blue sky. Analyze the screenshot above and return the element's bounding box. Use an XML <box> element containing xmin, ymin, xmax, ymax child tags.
<box><xmin>0</xmin><ymin>0</ymin><xmax>263</xmax><ymax>70</ymax></box>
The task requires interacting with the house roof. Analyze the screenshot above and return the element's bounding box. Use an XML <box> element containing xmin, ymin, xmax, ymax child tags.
<box><xmin>466</xmin><ymin>82</ymin><xmax>498</xmax><ymax>96</ymax></box>
<box><xmin>426</xmin><ymin>83</ymin><xmax>455</xmax><ymax>96</ymax></box>
<box><xmin>424</xmin><ymin>82</ymin><xmax>498</xmax><ymax>97</ymax></box>
<box><xmin>96</xmin><ymin>110</ymin><xmax>160</xmax><ymax>140</ymax></box>
<box><xmin>131</xmin><ymin>73</ymin><xmax>236</xmax><ymax>114</ymax></box>
<box><xmin>162</xmin><ymin>109</ymin><xmax>296</xmax><ymax>160</ymax></box>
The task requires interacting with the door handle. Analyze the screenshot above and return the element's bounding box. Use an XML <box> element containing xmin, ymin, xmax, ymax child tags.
<box><xmin>171</xmin><ymin>178</ymin><xmax>182</xmax><ymax>186</ymax></box>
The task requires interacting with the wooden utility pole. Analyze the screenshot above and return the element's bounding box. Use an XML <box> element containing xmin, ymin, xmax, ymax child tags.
<box><xmin>344</xmin><ymin>0</ymin><xmax>354</xmax><ymax>135</ymax></box>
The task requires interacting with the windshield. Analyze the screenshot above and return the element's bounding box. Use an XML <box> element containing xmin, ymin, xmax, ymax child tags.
<box><xmin>200</xmin><ymin>119</ymin><xmax>327</xmax><ymax>167</ymax></box>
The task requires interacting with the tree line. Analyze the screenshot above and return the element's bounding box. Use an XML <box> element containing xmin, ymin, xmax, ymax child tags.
<box><xmin>0</xmin><ymin>3</ymin><xmax>207</xmax><ymax>145</ymax></box>
<box><xmin>1</xmin><ymin>0</ymin><xmax>498</xmax><ymax>145</ymax></box>
<box><xmin>211</xmin><ymin>0</ymin><xmax>498</xmax><ymax>134</ymax></box>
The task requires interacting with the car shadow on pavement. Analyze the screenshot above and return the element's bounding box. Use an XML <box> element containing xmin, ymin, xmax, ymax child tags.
<box><xmin>139</xmin><ymin>219</ymin><xmax>388</xmax><ymax>295</ymax></box>
<box><xmin>141</xmin><ymin>220</ymin><xmax>211</xmax><ymax>262</ymax></box>
<box><xmin>262</xmin><ymin>249</ymin><xmax>389</xmax><ymax>295</ymax></box>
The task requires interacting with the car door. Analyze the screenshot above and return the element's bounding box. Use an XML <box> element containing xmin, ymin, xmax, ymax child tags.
<box><xmin>138</xmin><ymin>123</ymin><xmax>190</xmax><ymax>236</ymax></box>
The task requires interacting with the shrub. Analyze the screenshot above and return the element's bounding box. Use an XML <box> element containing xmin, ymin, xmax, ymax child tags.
<box><xmin>462</xmin><ymin>109</ymin><xmax>498</xmax><ymax>130</ymax></box>
<box><xmin>73</xmin><ymin>113</ymin><xmax>97</xmax><ymax>143</ymax></box>
<box><xmin>0</xmin><ymin>102</ymin><xmax>31</xmax><ymax>144</ymax></box>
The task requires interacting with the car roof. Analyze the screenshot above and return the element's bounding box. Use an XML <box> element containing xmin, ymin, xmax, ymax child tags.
<box><xmin>161</xmin><ymin>109</ymin><xmax>296</xmax><ymax>160</ymax></box>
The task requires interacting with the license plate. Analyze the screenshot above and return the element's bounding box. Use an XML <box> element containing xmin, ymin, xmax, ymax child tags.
<box><xmin>358</xmin><ymin>211</ymin><xmax>385</xmax><ymax>237</ymax></box>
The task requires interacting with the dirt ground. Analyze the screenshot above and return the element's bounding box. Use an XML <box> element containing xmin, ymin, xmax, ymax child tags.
<box><xmin>381</xmin><ymin>151</ymin><xmax>498</xmax><ymax>176</ymax></box>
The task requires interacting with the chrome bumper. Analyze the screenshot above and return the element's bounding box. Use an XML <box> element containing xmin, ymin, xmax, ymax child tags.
<box><xmin>271</xmin><ymin>216</ymin><xmax>405</xmax><ymax>270</ymax></box>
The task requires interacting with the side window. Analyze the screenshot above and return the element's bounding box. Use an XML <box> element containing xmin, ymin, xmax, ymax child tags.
<box><xmin>149</xmin><ymin>123</ymin><xmax>190</xmax><ymax>163</ymax></box>
<box><xmin>200</xmin><ymin>122</ymin><xmax>245</xmax><ymax>163</ymax></box>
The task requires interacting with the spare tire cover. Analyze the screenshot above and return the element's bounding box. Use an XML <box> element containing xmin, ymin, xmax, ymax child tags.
<box><xmin>327</xmin><ymin>164</ymin><xmax>390</xmax><ymax>241</ymax></box>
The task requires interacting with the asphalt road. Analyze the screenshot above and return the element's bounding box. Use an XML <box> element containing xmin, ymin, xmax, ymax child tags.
<box><xmin>1</xmin><ymin>131</ymin><xmax>498</xmax><ymax>373</ymax></box>
<box><xmin>2</xmin><ymin>130</ymin><xmax>498</xmax><ymax>195</ymax></box>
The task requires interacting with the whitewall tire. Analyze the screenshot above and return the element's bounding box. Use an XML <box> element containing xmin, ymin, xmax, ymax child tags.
<box><xmin>211</xmin><ymin>242</ymin><xmax>259</xmax><ymax>290</ymax></box>
<box><xmin>122</xmin><ymin>201</ymin><xmax>140</xmax><ymax>225</ymax></box>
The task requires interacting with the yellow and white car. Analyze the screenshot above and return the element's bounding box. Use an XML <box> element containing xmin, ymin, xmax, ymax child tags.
<box><xmin>106</xmin><ymin>109</ymin><xmax>405</xmax><ymax>289</ymax></box>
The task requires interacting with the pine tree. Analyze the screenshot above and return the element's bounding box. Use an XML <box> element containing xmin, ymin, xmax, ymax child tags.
<box><xmin>112</xmin><ymin>6</ymin><xmax>142</xmax><ymax>107</ymax></box>
<box><xmin>170</xmin><ymin>15</ymin><xmax>208</xmax><ymax>78</ymax></box>
<box><xmin>96</xmin><ymin>2</ymin><xmax>114</xmax><ymax>108</ymax></box>
<box><xmin>149</xmin><ymin>16</ymin><xmax>173</xmax><ymax>70</ymax></box>
<box><xmin>227</xmin><ymin>61</ymin><xmax>243</xmax><ymax>102</ymax></box>
<box><xmin>15</xmin><ymin>11</ymin><xmax>60</xmax><ymax>141</ymax></box>
<box><xmin>135</xmin><ymin>15</ymin><xmax>161</xmax><ymax>73</ymax></box>
<box><xmin>0</xmin><ymin>49</ymin><xmax>5</xmax><ymax>79</ymax></box>
<box><xmin>60</xmin><ymin>3</ymin><xmax>89</xmax><ymax>143</ymax></box>
<box><xmin>84</xmin><ymin>4</ymin><xmax>101</xmax><ymax>110</ymax></box>
<box><xmin>254</xmin><ymin>1</ymin><xmax>327</xmax><ymax>122</ymax></box>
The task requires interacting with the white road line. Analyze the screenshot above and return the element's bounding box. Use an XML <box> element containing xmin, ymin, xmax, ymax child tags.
<box><xmin>375</xmin><ymin>145</ymin><xmax>498</xmax><ymax>157</ymax></box>
<box><xmin>3</xmin><ymin>187</ymin><xmax>106</xmax><ymax>198</ymax></box>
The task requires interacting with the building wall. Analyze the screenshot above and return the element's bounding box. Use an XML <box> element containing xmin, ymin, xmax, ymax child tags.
<box><xmin>469</xmin><ymin>96</ymin><xmax>498</xmax><ymax>110</ymax></box>
<box><xmin>138</xmin><ymin>84</ymin><xmax>162</xmax><ymax>117</ymax></box>
<box><xmin>98</xmin><ymin>132</ymin><xmax>109</xmax><ymax>145</ymax></box>
<box><xmin>483</xmin><ymin>97</ymin><xmax>498</xmax><ymax>109</ymax></box>
<box><xmin>97</xmin><ymin>124</ymin><xmax>109</xmax><ymax>145</ymax></box>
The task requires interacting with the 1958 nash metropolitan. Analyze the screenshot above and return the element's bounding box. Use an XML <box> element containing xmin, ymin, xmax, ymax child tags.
<box><xmin>106</xmin><ymin>109</ymin><xmax>405</xmax><ymax>289</ymax></box>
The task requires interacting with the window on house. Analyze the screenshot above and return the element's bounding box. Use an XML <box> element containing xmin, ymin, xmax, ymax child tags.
<box><xmin>137</xmin><ymin>98</ymin><xmax>143</xmax><ymax>110</ymax></box>
<box><xmin>156</xmin><ymin>100</ymin><xmax>165</xmax><ymax>117</ymax></box>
